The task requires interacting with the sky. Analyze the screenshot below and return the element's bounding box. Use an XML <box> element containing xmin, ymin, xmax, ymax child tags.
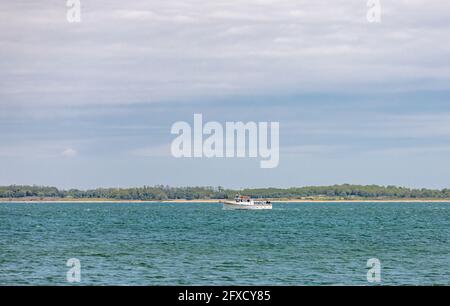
<box><xmin>1</xmin><ymin>0</ymin><xmax>450</xmax><ymax>189</ymax></box>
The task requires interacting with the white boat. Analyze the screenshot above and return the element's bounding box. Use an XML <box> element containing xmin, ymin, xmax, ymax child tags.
<box><xmin>221</xmin><ymin>195</ymin><xmax>272</xmax><ymax>210</ymax></box>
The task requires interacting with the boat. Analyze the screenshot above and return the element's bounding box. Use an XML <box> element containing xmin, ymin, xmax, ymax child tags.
<box><xmin>220</xmin><ymin>194</ymin><xmax>272</xmax><ymax>210</ymax></box>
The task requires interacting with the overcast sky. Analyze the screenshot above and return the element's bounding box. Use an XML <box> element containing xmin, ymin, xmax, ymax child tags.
<box><xmin>1</xmin><ymin>0</ymin><xmax>450</xmax><ymax>189</ymax></box>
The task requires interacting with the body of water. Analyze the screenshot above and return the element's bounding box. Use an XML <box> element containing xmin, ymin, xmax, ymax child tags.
<box><xmin>0</xmin><ymin>202</ymin><xmax>449</xmax><ymax>285</ymax></box>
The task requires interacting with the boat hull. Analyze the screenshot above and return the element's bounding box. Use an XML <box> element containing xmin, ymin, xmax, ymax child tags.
<box><xmin>221</xmin><ymin>201</ymin><xmax>272</xmax><ymax>210</ymax></box>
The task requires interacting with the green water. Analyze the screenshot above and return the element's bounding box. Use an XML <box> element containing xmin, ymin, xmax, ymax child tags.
<box><xmin>0</xmin><ymin>202</ymin><xmax>449</xmax><ymax>285</ymax></box>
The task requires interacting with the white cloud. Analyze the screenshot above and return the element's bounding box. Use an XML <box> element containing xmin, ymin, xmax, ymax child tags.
<box><xmin>61</xmin><ymin>148</ymin><xmax>78</xmax><ymax>158</ymax></box>
<box><xmin>0</xmin><ymin>143</ymin><xmax>79</xmax><ymax>159</ymax></box>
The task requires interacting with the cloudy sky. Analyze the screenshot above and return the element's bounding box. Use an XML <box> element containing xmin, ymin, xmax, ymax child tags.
<box><xmin>1</xmin><ymin>0</ymin><xmax>450</xmax><ymax>189</ymax></box>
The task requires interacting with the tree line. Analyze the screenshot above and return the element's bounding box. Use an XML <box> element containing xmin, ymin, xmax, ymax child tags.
<box><xmin>2</xmin><ymin>184</ymin><xmax>450</xmax><ymax>200</ymax></box>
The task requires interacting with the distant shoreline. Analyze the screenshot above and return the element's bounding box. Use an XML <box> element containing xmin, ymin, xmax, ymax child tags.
<box><xmin>2</xmin><ymin>198</ymin><xmax>450</xmax><ymax>203</ymax></box>
<box><xmin>4</xmin><ymin>185</ymin><xmax>450</xmax><ymax>203</ymax></box>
